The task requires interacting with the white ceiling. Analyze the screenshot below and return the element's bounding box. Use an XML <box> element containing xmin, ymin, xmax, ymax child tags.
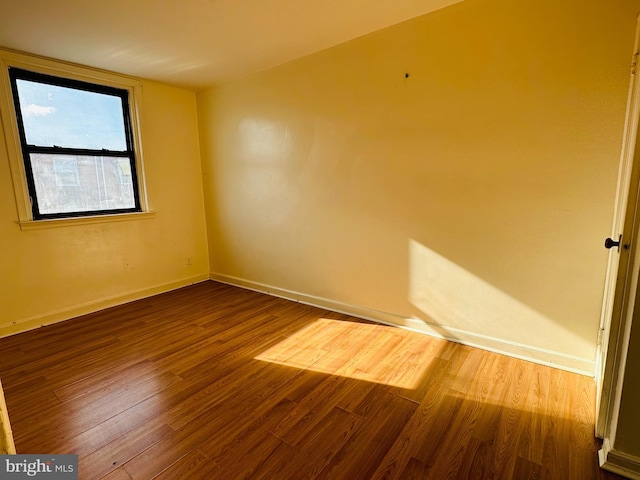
<box><xmin>0</xmin><ymin>0</ymin><xmax>461</xmax><ymax>91</ymax></box>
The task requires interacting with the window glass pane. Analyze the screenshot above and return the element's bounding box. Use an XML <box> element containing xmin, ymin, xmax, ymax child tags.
<box><xmin>30</xmin><ymin>154</ymin><xmax>136</xmax><ymax>214</ymax></box>
<box><xmin>15</xmin><ymin>80</ymin><xmax>127</xmax><ymax>150</ymax></box>
<box><xmin>53</xmin><ymin>158</ymin><xmax>80</xmax><ymax>186</ymax></box>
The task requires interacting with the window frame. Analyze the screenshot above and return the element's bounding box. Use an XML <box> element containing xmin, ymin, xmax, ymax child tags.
<box><xmin>0</xmin><ymin>50</ymin><xmax>152</xmax><ymax>228</ymax></box>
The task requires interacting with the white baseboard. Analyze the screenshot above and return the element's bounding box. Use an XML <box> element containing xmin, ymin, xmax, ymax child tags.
<box><xmin>0</xmin><ymin>274</ymin><xmax>210</xmax><ymax>338</ymax></box>
<box><xmin>3</xmin><ymin>272</ymin><xmax>595</xmax><ymax>376</ymax></box>
<box><xmin>210</xmin><ymin>272</ymin><xmax>595</xmax><ymax>376</ymax></box>
<box><xmin>600</xmin><ymin>438</ymin><xmax>640</xmax><ymax>479</ymax></box>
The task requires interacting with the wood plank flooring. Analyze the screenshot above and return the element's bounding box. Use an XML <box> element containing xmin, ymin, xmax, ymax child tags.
<box><xmin>0</xmin><ymin>280</ymin><xmax>625</xmax><ymax>480</ymax></box>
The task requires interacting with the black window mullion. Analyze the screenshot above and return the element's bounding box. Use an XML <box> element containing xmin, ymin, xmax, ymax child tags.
<box><xmin>9</xmin><ymin>67</ymin><xmax>126</xmax><ymax>98</ymax></box>
<box><xmin>118</xmin><ymin>94</ymin><xmax>140</xmax><ymax>211</ymax></box>
<box><xmin>37</xmin><ymin>206</ymin><xmax>140</xmax><ymax>221</ymax></box>
<box><xmin>23</xmin><ymin>155</ymin><xmax>41</xmax><ymax>219</ymax></box>
<box><xmin>8</xmin><ymin>69</ymin><xmax>39</xmax><ymax>218</ymax></box>
<box><xmin>27</xmin><ymin>145</ymin><xmax>131</xmax><ymax>157</ymax></box>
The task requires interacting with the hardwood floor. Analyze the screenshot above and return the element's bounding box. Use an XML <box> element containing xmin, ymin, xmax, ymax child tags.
<box><xmin>0</xmin><ymin>280</ymin><xmax>625</xmax><ymax>480</ymax></box>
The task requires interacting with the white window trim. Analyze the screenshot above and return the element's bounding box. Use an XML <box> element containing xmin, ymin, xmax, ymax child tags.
<box><xmin>0</xmin><ymin>49</ymin><xmax>153</xmax><ymax>229</ymax></box>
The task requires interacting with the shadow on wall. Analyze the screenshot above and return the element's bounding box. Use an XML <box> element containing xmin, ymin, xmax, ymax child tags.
<box><xmin>406</xmin><ymin>238</ymin><xmax>594</xmax><ymax>362</ymax></box>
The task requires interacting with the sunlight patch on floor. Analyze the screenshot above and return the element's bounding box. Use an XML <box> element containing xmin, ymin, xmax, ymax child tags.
<box><xmin>255</xmin><ymin>318</ymin><xmax>443</xmax><ymax>389</ymax></box>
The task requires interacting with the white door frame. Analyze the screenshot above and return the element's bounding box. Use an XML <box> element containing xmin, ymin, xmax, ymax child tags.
<box><xmin>597</xmin><ymin>13</ymin><xmax>640</xmax><ymax>463</ymax></box>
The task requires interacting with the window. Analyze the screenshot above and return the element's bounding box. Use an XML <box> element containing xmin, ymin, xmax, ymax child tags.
<box><xmin>7</xmin><ymin>67</ymin><xmax>142</xmax><ymax>220</ymax></box>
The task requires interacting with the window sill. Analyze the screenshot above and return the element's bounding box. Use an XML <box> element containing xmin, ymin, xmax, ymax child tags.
<box><xmin>18</xmin><ymin>211</ymin><xmax>157</xmax><ymax>231</ymax></box>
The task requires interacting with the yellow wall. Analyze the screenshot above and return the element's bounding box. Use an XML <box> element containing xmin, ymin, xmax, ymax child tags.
<box><xmin>1</xmin><ymin>0</ymin><xmax>640</xmax><ymax>468</ymax></box>
<box><xmin>0</xmin><ymin>75</ymin><xmax>209</xmax><ymax>336</ymax></box>
<box><xmin>198</xmin><ymin>0</ymin><xmax>640</xmax><ymax>372</ymax></box>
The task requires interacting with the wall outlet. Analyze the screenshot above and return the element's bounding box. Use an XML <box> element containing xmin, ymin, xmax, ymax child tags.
<box><xmin>186</xmin><ymin>256</ymin><xmax>192</xmax><ymax>266</ymax></box>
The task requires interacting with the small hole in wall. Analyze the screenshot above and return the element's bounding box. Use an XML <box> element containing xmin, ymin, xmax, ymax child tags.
<box><xmin>405</xmin><ymin>73</ymin><xmax>410</xmax><ymax>78</ymax></box>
